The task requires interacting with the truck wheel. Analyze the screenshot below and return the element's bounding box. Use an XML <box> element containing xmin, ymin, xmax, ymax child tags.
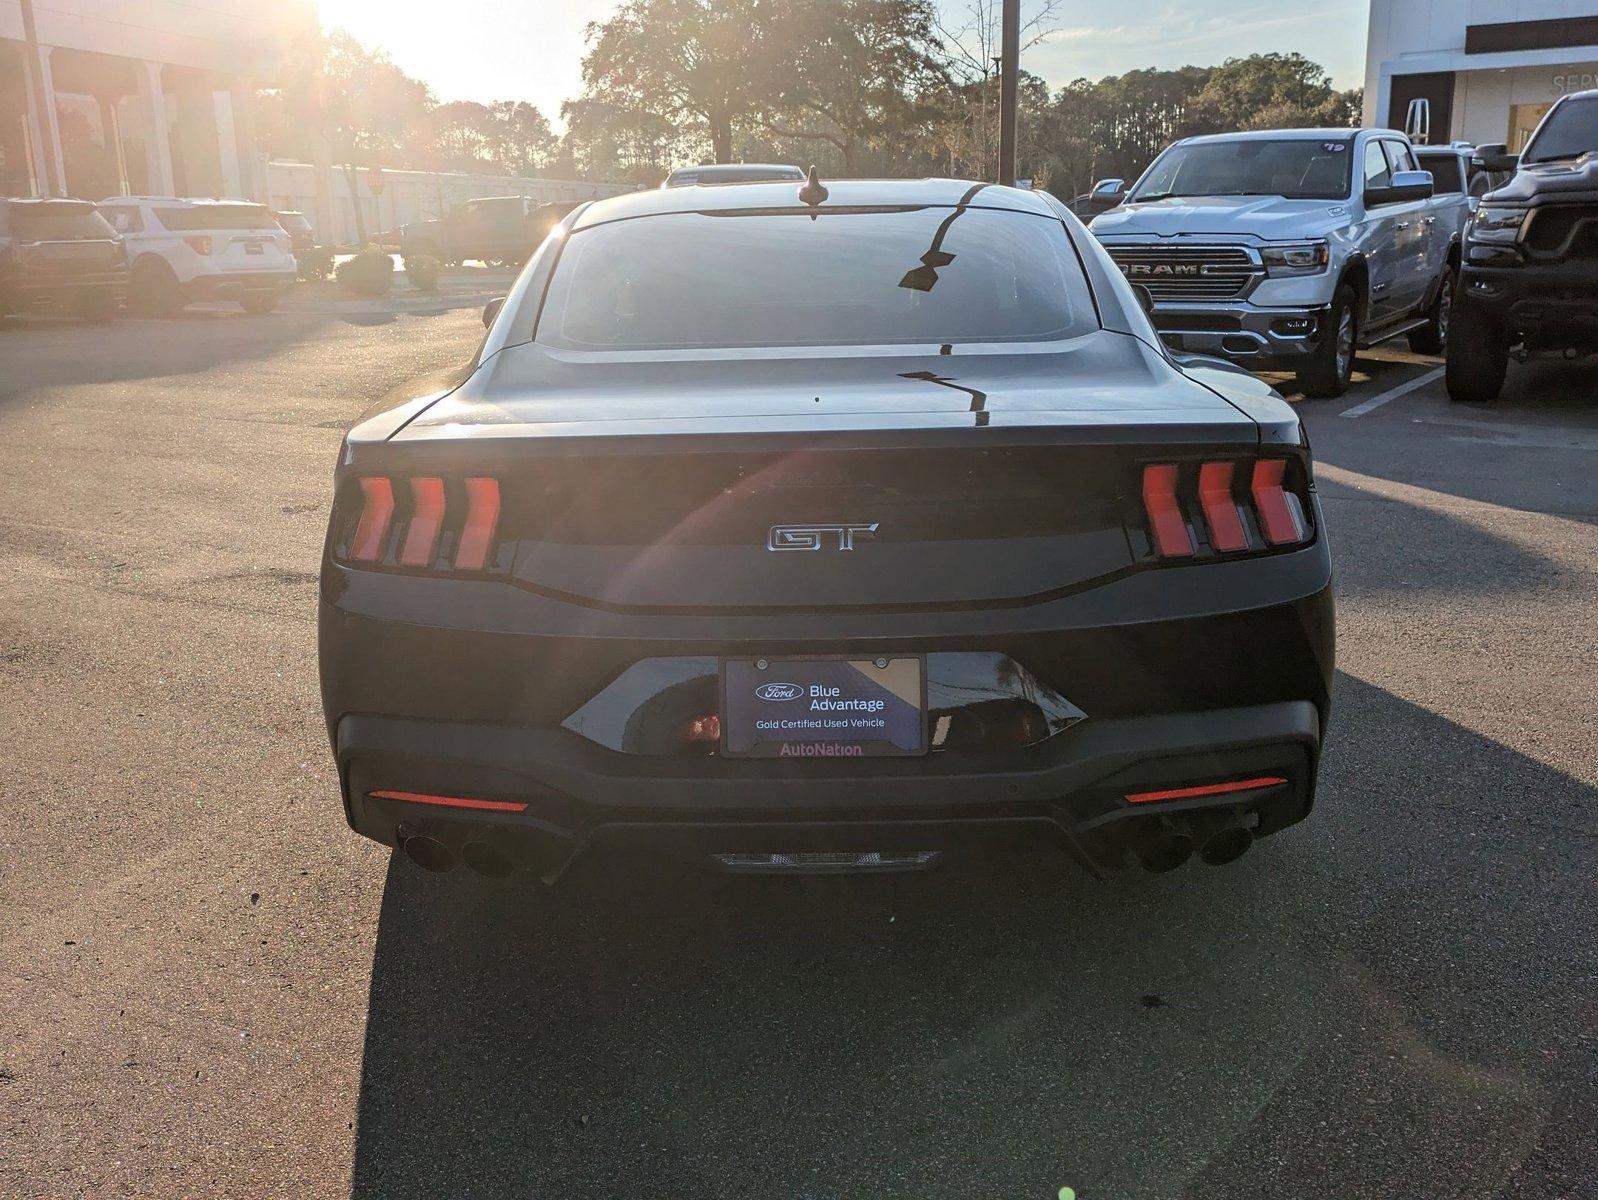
<box><xmin>1408</xmin><ymin>264</ymin><xmax>1454</xmax><ymax>355</ymax></box>
<box><xmin>1296</xmin><ymin>286</ymin><xmax>1357</xmax><ymax>398</ymax></box>
<box><xmin>1445</xmin><ymin>297</ymin><xmax>1508</xmax><ymax>402</ymax></box>
<box><xmin>130</xmin><ymin>258</ymin><xmax>182</xmax><ymax>317</ymax></box>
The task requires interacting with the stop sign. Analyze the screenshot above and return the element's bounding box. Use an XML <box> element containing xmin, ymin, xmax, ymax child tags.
<box><xmin>366</xmin><ymin>167</ymin><xmax>384</xmax><ymax>195</ymax></box>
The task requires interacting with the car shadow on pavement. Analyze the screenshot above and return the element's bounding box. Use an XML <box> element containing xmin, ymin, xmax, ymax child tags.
<box><xmin>348</xmin><ymin>675</ymin><xmax>1595</xmax><ymax>1200</ymax></box>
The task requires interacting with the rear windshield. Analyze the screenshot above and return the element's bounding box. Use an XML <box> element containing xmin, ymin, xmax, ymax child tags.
<box><xmin>535</xmin><ymin>206</ymin><xmax>1096</xmax><ymax>350</ymax></box>
<box><xmin>11</xmin><ymin>204</ymin><xmax>115</xmax><ymax>240</ymax></box>
<box><xmin>154</xmin><ymin>205</ymin><xmax>278</xmax><ymax>231</ymax></box>
<box><xmin>1132</xmin><ymin>138</ymin><xmax>1354</xmax><ymax>201</ymax></box>
<box><xmin>1418</xmin><ymin>153</ymin><xmax>1464</xmax><ymax>193</ymax></box>
<box><xmin>1522</xmin><ymin>96</ymin><xmax>1598</xmax><ymax>164</ymax></box>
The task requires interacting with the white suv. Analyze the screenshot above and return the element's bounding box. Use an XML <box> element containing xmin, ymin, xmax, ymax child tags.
<box><xmin>96</xmin><ymin>197</ymin><xmax>296</xmax><ymax>316</ymax></box>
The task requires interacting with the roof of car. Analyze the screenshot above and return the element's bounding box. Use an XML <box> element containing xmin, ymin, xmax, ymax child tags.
<box><xmin>101</xmin><ymin>196</ymin><xmax>267</xmax><ymax>206</ymax></box>
<box><xmin>571</xmin><ymin>178</ymin><xmax>1058</xmax><ymax>230</ymax></box>
<box><xmin>2</xmin><ymin>197</ymin><xmax>97</xmax><ymax>208</ymax></box>
<box><xmin>668</xmin><ymin>163</ymin><xmax>803</xmax><ymax>174</ymax></box>
<box><xmin>1175</xmin><ymin>128</ymin><xmax>1371</xmax><ymax>147</ymax></box>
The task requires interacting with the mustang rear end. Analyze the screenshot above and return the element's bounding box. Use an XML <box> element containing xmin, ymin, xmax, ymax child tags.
<box><xmin>318</xmin><ymin>178</ymin><xmax>1334</xmax><ymax>882</ymax></box>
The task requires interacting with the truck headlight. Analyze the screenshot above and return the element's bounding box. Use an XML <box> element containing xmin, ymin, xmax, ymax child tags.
<box><xmin>1261</xmin><ymin>242</ymin><xmax>1330</xmax><ymax>276</ymax></box>
<box><xmin>1470</xmin><ymin>206</ymin><xmax>1528</xmax><ymax>243</ymax></box>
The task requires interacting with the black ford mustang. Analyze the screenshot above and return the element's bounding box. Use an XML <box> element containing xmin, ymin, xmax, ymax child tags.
<box><xmin>319</xmin><ymin>177</ymin><xmax>1334</xmax><ymax>882</ymax></box>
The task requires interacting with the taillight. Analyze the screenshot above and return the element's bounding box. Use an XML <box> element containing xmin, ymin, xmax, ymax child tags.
<box><xmin>349</xmin><ymin>477</ymin><xmax>394</xmax><ymax>561</ymax></box>
<box><xmin>1250</xmin><ymin>459</ymin><xmax>1308</xmax><ymax>545</ymax></box>
<box><xmin>183</xmin><ymin>235</ymin><xmax>213</xmax><ymax>255</ymax></box>
<box><xmin>454</xmin><ymin>477</ymin><xmax>501</xmax><ymax>571</ymax></box>
<box><xmin>1141</xmin><ymin>458</ymin><xmax>1312</xmax><ymax>559</ymax></box>
<box><xmin>340</xmin><ymin>474</ymin><xmax>504</xmax><ymax>573</ymax></box>
<box><xmin>1140</xmin><ymin>463</ymin><xmax>1192</xmax><ymax>557</ymax></box>
<box><xmin>398</xmin><ymin>477</ymin><xmax>446</xmax><ymax>566</ymax></box>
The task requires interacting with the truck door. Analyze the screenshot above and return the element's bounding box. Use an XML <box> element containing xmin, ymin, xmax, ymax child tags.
<box><xmin>1380</xmin><ymin>139</ymin><xmax>1437</xmax><ymax>314</ymax></box>
<box><xmin>1358</xmin><ymin>138</ymin><xmax>1405</xmax><ymax>324</ymax></box>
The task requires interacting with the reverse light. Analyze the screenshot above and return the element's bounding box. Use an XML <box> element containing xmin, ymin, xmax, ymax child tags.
<box><xmin>183</xmin><ymin>235</ymin><xmax>213</xmax><ymax>256</ymax></box>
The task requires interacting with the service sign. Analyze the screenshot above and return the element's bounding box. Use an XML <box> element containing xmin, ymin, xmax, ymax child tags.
<box><xmin>722</xmin><ymin>657</ymin><xmax>926</xmax><ymax>758</ymax></box>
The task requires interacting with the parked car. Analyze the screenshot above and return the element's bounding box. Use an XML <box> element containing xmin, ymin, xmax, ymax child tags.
<box><xmin>97</xmin><ymin>197</ymin><xmax>296</xmax><ymax>316</ymax></box>
<box><xmin>0</xmin><ymin>197</ymin><xmax>126</xmax><ymax>322</ymax></box>
<box><xmin>1447</xmin><ymin>89</ymin><xmax>1598</xmax><ymax>402</ymax></box>
<box><xmin>1090</xmin><ymin>128</ymin><xmax>1465</xmax><ymax>396</ymax></box>
<box><xmin>663</xmin><ymin>163</ymin><xmax>805</xmax><ymax>187</ymax></box>
<box><xmin>1415</xmin><ymin>142</ymin><xmax>1507</xmax><ymax>214</ymax></box>
<box><xmin>399</xmin><ymin>196</ymin><xmax>553</xmax><ymax>267</ymax></box>
<box><xmin>272</xmin><ymin>209</ymin><xmax>315</xmax><ymax>253</ymax></box>
<box><xmin>318</xmin><ymin>177</ymin><xmax>1334</xmax><ymax>884</ymax></box>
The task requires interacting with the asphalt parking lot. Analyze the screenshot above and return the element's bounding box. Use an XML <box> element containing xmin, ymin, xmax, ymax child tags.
<box><xmin>1</xmin><ymin>308</ymin><xmax>1593</xmax><ymax>1200</ymax></box>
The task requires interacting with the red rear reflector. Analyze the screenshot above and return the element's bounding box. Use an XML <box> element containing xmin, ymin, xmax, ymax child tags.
<box><xmin>1141</xmin><ymin>464</ymin><xmax>1193</xmax><ymax>557</ymax></box>
<box><xmin>399</xmin><ymin>476</ymin><xmax>446</xmax><ymax>566</ymax></box>
<box><xmin>685</xmin><ymin>714</ymin><xmax>721</xmax><ymax>743</ymax></box>
<box><xmin>368</xmin><ymin>789</ymin><xmax>528</xmax><ymax>813</ymax></box>
<box><xmin>183</xmin><ymin>235</ymin><xmax>212</xmax><ymax>256</ymax></box>
<box><xmin>1198</xmin><ymin>461</ymin><xmax>1249</xmax><ymax>552</ymax></box>
<box><xmin>349</xmin><ymin>477</ymin><xmax>394</xmax><ymax>561</ymax></box>
<box><xmin>1125</xmin><ymin>775</ymin><xmax>1288</xmax><ymax>804</ymax></box>
<box><xmin>454</xmin><ymin>477</ymin><xmax>501</xmax><ymax>570</ymax></box>
<box><xmin>1251</xmin><ymin>460</ymin><xmax>1306</xmax><ymax>545</ymax></box>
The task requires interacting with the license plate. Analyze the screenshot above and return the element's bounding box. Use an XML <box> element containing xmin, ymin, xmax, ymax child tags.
<box><xmin>721</xmin><ymin>656</ymin><xmax>926</xmax><ymax>758</ymax></box>
<box><xmin>245</xmin><ymin>241</ymin><xmax>264</xmax><ymax>255</ymax></box>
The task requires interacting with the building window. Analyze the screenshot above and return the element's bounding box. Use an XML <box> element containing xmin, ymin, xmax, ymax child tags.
<box><xmin>1510</xmin><ymin>103</ymin><xmax>1553</xmax><ymax>152</ymax></box>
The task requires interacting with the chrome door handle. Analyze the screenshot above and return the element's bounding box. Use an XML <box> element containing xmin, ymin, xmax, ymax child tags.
<box><xmin>1394</xmin><ymin>221</ymin><xmax>1411</xmax><ymax>230</ymax></box>
<box><xmin>1422</xmin><ymin>216</ymin><xmax>1436</xmax><ymax>226</ymax></box>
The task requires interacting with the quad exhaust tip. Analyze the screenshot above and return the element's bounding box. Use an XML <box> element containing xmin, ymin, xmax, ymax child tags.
<box><xmin>401</xmin><ymin>833</ymin><xmax>458</xmax><ymax>873</ymax></box>
<box><xmin>1133</xmin><ymin>809</ymin><xmax>1257</xmax><ymax>872</ymax></box>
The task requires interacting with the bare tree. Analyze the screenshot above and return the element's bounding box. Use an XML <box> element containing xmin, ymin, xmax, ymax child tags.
<box><xmin>934</xmin><ymin>0</ymin><xmax>1063</xmax><ymax>179</ymax></box>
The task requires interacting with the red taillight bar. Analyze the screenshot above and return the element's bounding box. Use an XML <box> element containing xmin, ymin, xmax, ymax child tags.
<box><xmin>454</xmin><ymin>477</ymin><xmax>501</xmax><ymax>571</ymax></box>
<box><xmin>1251</xmin><ymin>459</ymin><xmax>1307</xmax><ymax>545</ymax></box>
<box><xmin>368</xmin><ymin>789</ymin><xmax>528</xmax><ymax>813</ymax></box>
<box><xmin>183</xmin><ymin>234</ymin><xmax>213</xmax><ymax>256</ymax></box>
<box><xmin>1141</xmin><ymin>464</ymin><xmax>1193</xmax><ymax>557</ymax></box>
<box><xmin>349</xmin><ymin>476</ymin><xmax>394</xmax><ymax>561</ymax></box>
<box><xmin>1197</xmin><ymin>461</ymin><xmax>1248</xmax><ymax>553</ymax></box>
<box><xmin>399</xmin><ymin>476</ymin><xmax>446</xmax><ymax>566</ymax></box>
<box><xmin>1125</xmin><ymin>775</ymin><xmax>1288</xmax><ymax>804</ymax></box>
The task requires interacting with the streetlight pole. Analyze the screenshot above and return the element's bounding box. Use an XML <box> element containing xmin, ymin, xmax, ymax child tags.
<box><xmin>998</xmin><ymin>0</ymin><xmax>1019</xmax><ymax>186</ymax></box>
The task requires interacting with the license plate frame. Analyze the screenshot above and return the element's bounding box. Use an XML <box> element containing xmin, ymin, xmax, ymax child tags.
<box><xmin>720</xmin><ymin>655</ymin><xmax>928</xmax><ymax>759</ymax></box>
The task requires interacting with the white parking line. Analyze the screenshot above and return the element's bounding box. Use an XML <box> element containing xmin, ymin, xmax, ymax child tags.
<box><xmin>1339</xmin><ymin>366</ymin><xmax>1445</xmax><ymax>418</ymax></box>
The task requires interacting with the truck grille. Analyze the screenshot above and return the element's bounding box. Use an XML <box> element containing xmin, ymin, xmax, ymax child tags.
<box><xmin>1104</xmin><ymin>245</ymin><xmax>1262</xmax><ymax>301</ymax></box>
<box><xmin>1523</xmin><ymin>204</ymin><xmax>1598</xmax><ymax>259</ymax></box>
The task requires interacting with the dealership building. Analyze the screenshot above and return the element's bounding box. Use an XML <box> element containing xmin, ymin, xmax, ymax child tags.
<box><xmin>1</xmin><ymin>0</ymin><xmax>314</xmax><ymax>201</ymax></box>
<box><xmin>1366</xmin><ymin>3</ymin><xmax>1598</xmax><ymax>147</ymax></box>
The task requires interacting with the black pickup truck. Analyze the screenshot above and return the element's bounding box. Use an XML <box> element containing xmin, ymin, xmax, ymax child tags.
<box><xmin>1448</xmin><ymin>89</ymin><xmax>1598</xmax><ymax>400</ymax></box>
<box><xmin>399</xmin><ymin>197</ymin><xmax>577</xmax><ymax>267</ymax></box>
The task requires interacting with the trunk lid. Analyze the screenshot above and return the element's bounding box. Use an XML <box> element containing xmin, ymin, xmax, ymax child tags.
<box><xmin>383</xmin><ymin>332</ymin><xmax>1259</xmax><ymax>610</ymax></box>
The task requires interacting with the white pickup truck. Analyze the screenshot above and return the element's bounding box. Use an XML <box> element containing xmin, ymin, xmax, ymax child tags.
<box><xmin>1089</xmin><ymin>127</ymin><xmax>1468</xmax><ymax>396</ymax></box>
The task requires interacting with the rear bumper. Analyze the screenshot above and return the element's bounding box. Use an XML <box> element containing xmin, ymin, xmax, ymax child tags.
<box><xmin>338</xmin><ymin>699</ymin><xmax>1322</xmax><ymax>875</ymax></box>
<box><xmin>0</xmin><ymin>270</ymin><xmax>126</xmax><ymax>309</ymax></box>
<box><xmin>186</xmin><ymin>270</ymin><xmax>295</xmax><ymax>298</ymax></box>
<box><xmin>321</xmin><ymin>538</ymin><xmax>1335</xmax><ymax>875</ymax></box>
<box><xmin>1150</xmin><ymin>302</ymin><xmax>1329</xmax><ymax>363</ymax></box>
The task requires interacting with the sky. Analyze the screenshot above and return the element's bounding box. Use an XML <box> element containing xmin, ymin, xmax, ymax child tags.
<box><xmin>318</xmin><ymin>0</ymin><xmax>1371</xmax><ymax>128</ymax></box>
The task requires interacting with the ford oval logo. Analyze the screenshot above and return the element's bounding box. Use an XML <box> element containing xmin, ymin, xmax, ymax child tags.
<box><xmin>755</xmin><ymin>682</ymin><xmax>803</xmax><ymax>701</ymax></box>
